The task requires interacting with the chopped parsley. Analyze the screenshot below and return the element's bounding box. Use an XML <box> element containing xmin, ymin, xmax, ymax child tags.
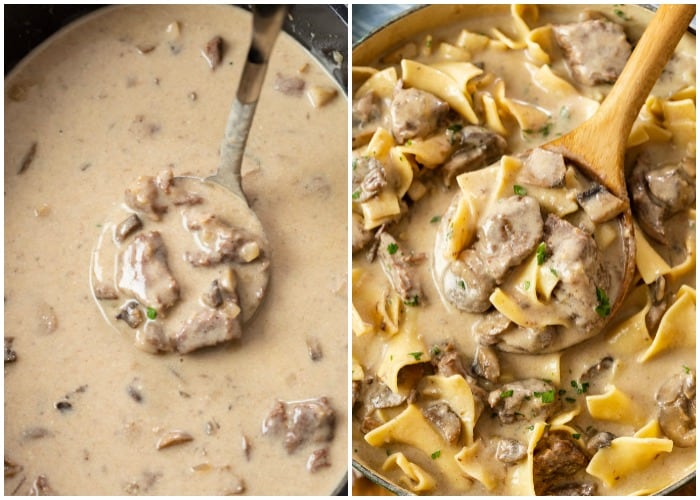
<box><xmin>430</xmin><ymin>215</ymin><xmax>442</xmax><ymax>224</ymax></box>
<box><xmin>524</xmin><ymin>121</ymin><xmax>553</xmax><ymax>137</ymax></box>
<box><xmin>595</xmin><ymin>287</ymin><xmax>611</xmax><ymax>317</ymax></box>
<box><xmin>408</xmin><ymin>351</ymin><xmax>423</xmax><ymax>361</ymax></box>
<box><xmin>572</xmin><ymin>433</ymin><xmax>581</xmax><ymax>439</ymax></box>
<box><xmin>387</xmin><ymin>242</ymin><xmax>399</xmax><ymax>255</ymax></box>
<box><xmin>550</xmin><ymin>268</ymin><xmax>559</xmax><ymax>277</ymax></box>
<box><xmin>351</xmin><ymin>189</ymin><xmax>361</xmax><ymax>200</ymax></box>
<box><xmin>500</xmin><ymin>389</ymin><xmax>514</xmax><ymax>399</ymax></box>
<box><xmin>533</xmin><ymin>389</ymin><xmax>555</xmax><ymax>403</ymax></box>
<box><xmin>559</xmin><ymin>105</ymin><xmax>571</xmax><ymax>119</ymax></box>
<box><xmin>536</xmin><ymin>242</ymin><xmax>547</xmax><ymax>265</ymax></box>
<box><xmin>406</xmin><ymin>139</ymin><xmax>413</xmax><ymax>146</ymax></box>
<box><xmin>447</xmin><ymin>124</ymin><xmax>464</xmax><ymax>133</ymax></box>
<box><xmin>683</xmin><ymin>364</ymin><xmax>692</xmax><ymax>374</ymax></box>
<box><xmin>613</xmin><ymin>7</ymin><xmax>631</xmax><ymax>21</ymax></box>
<box><xmin>430</xmin><ymin>345</ymin><xmax>442</xmax><ymax>356</ymax></box>
<box><xmin>425</xmin><ymin>36</ymin><xmax>433</xmax><ymax>49</ymax></box>
<box><xmin>431</xmin><ymin>450</ymin><xmax>441</xmax><ymax>459</ymax></box>
<box><xmin>146</xmin><ymin>307</ymin><xmax>158</xmax><ymax>320</ymax></box>
<box><xmin>523</xmin><ymin>280</ymin><xmax>531</xmax><ymax>291</ymax></box>
<box><xmin>527</xmin><ymin>425</ymin><xmax>535</xmax><ymax>431</ymax></box>
<box><xmin>565</xmin><ymin>397</ymin><xmax>577</xmax><ymax>403</ymax></box>
<box><xmin>513</xmin><ymin>184</ymin><xmax>527</xmax><ymax>196</ymax></box>
<box><xmin>457</xmin><ymin>279</ymin><xmax>466</xmax><ymax>290</ymax></box>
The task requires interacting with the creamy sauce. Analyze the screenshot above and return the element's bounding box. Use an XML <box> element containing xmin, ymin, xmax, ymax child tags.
<box><xmin>352</xmin><ymin>4</ymin><xmax>695</xmax><ymax>496</ymax></box>
<box><xmin>5</xmin><ymin>5</ymin><xmax>347</xmax><ymax>495</ymax></box>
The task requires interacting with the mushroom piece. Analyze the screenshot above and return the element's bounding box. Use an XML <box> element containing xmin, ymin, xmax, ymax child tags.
<box><xmin>656</xmin><ymin>370</ymin><xmax>696</xmax><ymax>447</ymax></box>
<box><xmin>576</xmin><ymin>184</ymin><xmax>625</xmax><ymax>223</ymax></box>
<box><xmin>422</xmin><ymin>402</ymin><xmax>462</xmax><ymax>445</ymax></box>
<box><xmin>495</xmin><ymin>438</ymin><xmax>527</xmax><ymax>464</ymax></box>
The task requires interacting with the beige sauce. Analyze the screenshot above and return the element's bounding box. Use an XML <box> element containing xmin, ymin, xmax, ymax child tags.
<box><xmin>352</xmin><ymin>4</ymin><xmax>695</xmax><ymax>496</ymax></box>
<box><xmin>5</xmin><ymin>5</ymin><xmax>347</xmax><ymax>495</ymax></box>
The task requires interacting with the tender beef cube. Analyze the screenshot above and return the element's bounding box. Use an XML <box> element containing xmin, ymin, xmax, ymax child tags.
<box><xmin>442</xmin><ymin>125</ymin><xmax>507</xmax><ymax>185</ymax></box>
<box><xmin>656</xmin><ymin>370</ymin><xmax>696</xmax><ymax>448</ymax></box>
<box><xmin>533</xmin><ymin>432</ymin><xmax>589</xmax><ymax>493</ymax></box>
<box><xmin>475</xmin><ymin>195</ymin><xmax>544</xmax><ymax>281</ymax></box>
<box><xmin>174</xmin><ymin>304</ymin><xmax>242</xmax><ymax>354</ymax></box>
<box><xmin>496</xmin><ymin>324</ymin><xmax>555</xmax><ymax>354</ymax></box>
<box><xmin>377</xmin><ymin>232</ymin><xmax>423</xmax><ymax>304</ymax></box>
<box><xmin>544</xmin><ymin>483</ymin><xmax>596</xmax><ymax>496</ymax></box>
<box><xmin>472</xmin><ymin>344</ymin><xmax>500</xmax><ymax>382</ymax></box>
<box><xmin>423</xmin><ymin>402</ymin><xmax>462</xmax><ymax>445</ymax></box>
<box><xmin>576</xmin><ymin>184</ymin><xmax>625</xmax><ymax>223</ymax></box>
<box><xmin>352</xmin><ymin>213</ymin><xmax>374</xmax><ymax>254</ymax></box>
<box><xmin>520</xmin><ymin>148</ymin><xmax>566</xmax><ymax>188</ymax></box>
<box><xmin>115</xmin><ymin>301</ymin><xmax>144</xmax><ymax>329</ymax></box>
<box><xmin>553</xmin><ymin>18</ymin><xmax>631</xmax><ymax>86</ymax></box>
<box><xmin>431</xmin><ymin>342</ymin><xmax>469</xmax><ymax>379</ymax></box>
<box><xmin>473</xmin><ymin>310</ymin><xmax>512</xmax><ymax>345</ymax></box>
<box><xmin>366</xmin><ymin>379</ymin><xmax>407</xmax><ymax>409</ymax></box>
<box><xmin>115</xmin><ymin>214</ymin><xmax>143</xmax><ymax>242</ymax></box>
<box><xmin>495</xmin><ymin>438</ymin><xmax>527</xmax><ymax>464</ymax></box>
<box><xmin>262</xmin><ymin>397</ymin><xmax>336</xmax><ymax>453</ymax></box>
<box><xmin>544</xmin><ymin>215</ymin><xmax>609</xmax><ymax>335</ymax></box>
<box><xmin>118</xmin><ymin>231</ymin><xmax>180</xmax><ymax>313</ymax></box>
<box><xmin>124</xmin><ymin>175</ymin><xmax>168</xmax><ymax>221</ymax></box>
<box><xmin>184</xmin><ymin>212</ymin><xmax>262</xmax><ymax>266</ymax></box>
<box><xmin>585</xmin><ymin>431</ymin><xmax>615</xmax><ymax>455</ymax></box>
<box><xmin>390</xmin><ymin>87</ymin><xmax>449</xmax><ymax>144</ymax></box>
<box><xmin>488</xmin><ymin>379</ymin><xmax>560</xmax><ymax>424</ymax></box>
<box><xmin>306</xmin><ymin>448</ymin><xmax>331</xmax><ymax>473</ymax></box>
<box><xmin>630</xmin><ymin>157</ymin><xmax>696</xmax><ymax>244</ymax></box>
<box><xmin>135</xmin><ymin>321</ymin><xmax>172</xmax><ymax>354</ymax></box>
<box><xmin>352</xmin><ymin>91</ymin><xmax>382</xmax><ymax>148</ymax></box>
<box><xmin>443</xmin><ymin>250</ymin><xmax>496</xmax><ymax>313</ymax></box>
<box><xmin>356</xmin><ymin>158</ymin><xmax>387</xmax><ymax>202</ymax></box>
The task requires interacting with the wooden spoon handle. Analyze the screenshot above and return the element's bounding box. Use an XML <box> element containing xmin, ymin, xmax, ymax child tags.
<box><xmin>552</xmin><ymin>4</ymin><xmax>695</xmax><ymax>196</ymax></box>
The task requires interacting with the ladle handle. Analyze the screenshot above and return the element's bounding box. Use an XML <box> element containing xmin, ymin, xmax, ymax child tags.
<box><xmin>216</xmin><ymin>5</ymin><xmax>288</xmax><ymax>201</ymax></box>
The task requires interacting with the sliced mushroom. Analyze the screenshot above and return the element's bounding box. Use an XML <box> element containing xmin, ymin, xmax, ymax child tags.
<box><xmin>576</xmin><ymin>184</ymin><xmax>625</xmax><ymax>223</ymax></box>
<box><xmin>495</xmin><ymin>438</ymin><xmax>527</xmax><ymax>464</ymax></box>
<box><xmin>115</xmin><ymin>214</ymin><xmax>143</xmax><ymax>242</ymax></box>
<box><xmin>656</xmin><ymin>370</ymin><xmax>696</xmax><ymax>447</ymax></box>
<box><xmin>423</xmin><ymin>401</ymin><xmax>462</xmax><ymax>445</ymax></box>
<box><xmin>156</xmin><ymin>430</ymin><xmax>194</xmax><ymax>450</ymax></box>
<box><xmin>116</xmin><ymin>301</ymin><xmax>144</xmax><ymax>329</ymax></box>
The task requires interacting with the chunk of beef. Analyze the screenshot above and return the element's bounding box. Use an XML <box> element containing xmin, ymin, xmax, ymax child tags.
<box><xmin>423</xmin><ymin>402</ymin><xmax>462</xmax><ymax>445</ymax></box>
<box><xmin>377</xmin><ymin>232</ymin><xmax>423</xmax><ymax>304</ymax></box>
<box><xmin>475</xmin><ymin>195</ymin><xmax>544</xmax><ymax>281</ymax></box>
<box><xmin>520</xmin><ymin>148</ymin><xmax>567</xmax><ymax>188</ymax></box>
<box><xmin>533</xmin><ymin>432</ymin><xmax>589</xmax><ymax>494</ymax></box>
<box><xmin>135</xmin><ymin>321</ymin><xmax>171</xmax><ymax>354</ymax></box>
<box><xmin>262</xmin><ymin>397</ymin><xmax>336</xmax><ymax>453</ymax></box>
<box><xmin>184</xmin><ymin>212</ymin><xmax>262</xmax><ymax>267</ymax></box>
<box><xmin>473</xmin><ymin>309</ymin><xmax>512</xmax><ymax>346</ymax></box>
<box><xmin>488</xmin><ymin>379</ymin><xmax>560</xmax><ymax>424</ymax></box>
<box><xmin>495</xmin><ymin>438</ymin><xmax>527</xmax><ymax>464</ymax></box>
<box><xmin>442</xmin><ymin>125</ymin><xmax>507</xmax><ymax>185</ymax></box>
<box><xmin>630</xmin><ymin>157</ymin><xmax>696</xmax><ymax>244</ymax></box>
<box><xmin>430</xmin><ymin>343</ymin><xmax>488</xmax><ymax>416</ymax></box>
<box><xmin>124</xmin><ymin>175</ymin><xmax>168</xmax><ymax>221</ymax></box>
<box><xmin>443</xmin><ymin>250</ymin><xmax>496</xmax><ymax>313</ymax></box>
<box><xmin>544</xmin><ymin>214</ymin><xmax>609</xmax><ymax>335</ymax></box>
<box><xmin>390</xmin><ymin>87</ymin><xmax>449</xmax><ymax>144</ymax></box>
<box><xmin>356</xmin><ymin>158</ymin><xmax>387</xmax><ymax>202</ymax></box>
<box><xmin>495</xmin><ymin>324</ymin><xmax>556</xmax><ymax>354</ymax></box>
<box><xmin>656</xmin><ymin>370</ymin><xmax>696</xmax><ymax>448</ymax></box>
<box><xmin>553</xmin><ymin>18</ymin><xmax>631</xmax><ymax>86</ymax></box>
<box><xmin>352</xmin><ymin>91</ymin><xmax>382</xmax><ymax>148</ymax></box>
<box><xmin>118</xmin><ymin>231</ymin><xmax>180</xmax><ymax>313</ymax></box>
<box><xmin>306</xmin><ymin>448</ymin><xmax>331</xmax><ymax>473</ymax></box>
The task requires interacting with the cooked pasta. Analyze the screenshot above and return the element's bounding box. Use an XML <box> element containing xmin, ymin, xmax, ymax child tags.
<box><xmin>352</xmin><ymin>4</ymin><xmax>695</xmax><ymax>496</ymax></box>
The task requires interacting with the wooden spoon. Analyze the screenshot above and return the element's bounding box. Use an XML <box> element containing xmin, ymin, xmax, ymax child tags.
<box><xmin>541</xmin><ymin>4</ymin><xmax>695</xmax><ymax>321</ymax></box>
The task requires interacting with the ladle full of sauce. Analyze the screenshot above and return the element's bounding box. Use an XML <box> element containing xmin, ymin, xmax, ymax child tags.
<box><xmin>90</xmin><ymin>6</ymin><xmax>288</xmax><ymax>352</ymax></box>
<box><xmin>539</xmin><ymin>4</ymin><xmax>696</xmax><ymax>323</ymax></box>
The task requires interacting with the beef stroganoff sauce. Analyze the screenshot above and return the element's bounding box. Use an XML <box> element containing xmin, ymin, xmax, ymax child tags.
<box><xmin>5</xmin><ymin>5</ymin><xmax>347</xmax><ymax>495</ymax></box>
<box><xmin>351</xmin><ymin>5</ymin><xmax>695</xmax><ymax>495</ymax></box>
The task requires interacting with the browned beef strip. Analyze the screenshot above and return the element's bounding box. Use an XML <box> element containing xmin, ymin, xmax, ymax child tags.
<box><xmin>174</xmin><ymin>307</ymin><xmax>242</xmax><ymax>354</ymax></box>
<box><xmin>553</xmin><ymin>18</ymin><xmax>631</xmax><ymax>86</ymax></box>
<box><xmin>124</xmin><ymin>176</ymin><xmax>168</xmax><ymax>221</ymax></box>
<box><xmin>533</xmin><ymin>432</ymin><xmax>589</xmax><ymax>494</ymax></box>
<box><xmin>488</xmin><ymin>378</ymin><xmax>560</xmax><ymax>425</ymax></box>
<box><xmin>443</xmin><ymin>249</ymin><xmax>496</xmax><ymax>313</ymax></box>
<box><xmin>442</xmin><ymin>125</ymin><xmax>507</xmax><ymax>185</ymax></box>
<box><xmin>118</xmin><ymin>231</ymin><xmax>180</xmax><ymax>312</ymax></box>
<box><xmin>377</xmin><ymin>232</ymin><xmax>423</xmax><ymax>304</ymax></box>
<box><xmin>262</xmin><ymin>397</ymin><xmax>336</xmax><ymax>453</ymax></box>
<box><xmin>184</xmin><ymin>212</ymin><xmax>262</xmax><ymax>267</ymax></box>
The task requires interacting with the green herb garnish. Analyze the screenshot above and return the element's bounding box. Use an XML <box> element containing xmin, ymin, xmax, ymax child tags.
<box><xmin>595</xmin><ymin>286</ymin><xmax>611</xmax><ymax>317</ymax></box>
<box><xmin>431</xmin><ymin>450</ymin><xmax>441</xmax><ymax>459</ymax></box>
<box><xmin>351</xmin><ymin>189</ymin><xmax>361</xmax><ymax>200</ymax></box>
<box><xmin>513</xmin><ymin>184</ymin><xmax>527</xmax><ymax>196</ymax></box>
<box><xmin>523</xmin><ymin>280</ymin><xmax>531</xmax><ymax>291</ymax></box>
<box><xmin>570</xmin><ymin>380</ymin><xmax>590</xmax><ymax>395</ymax></box>
<box><xmin>536</xmin><ymin>242</ymin><xmax>547</xmax><ymax>265</ymax></box>
<box><xmin>430</xmin><ymin>215</ymin><xmax>442</xmax><ymax>224</ymax></box>
<box><xmin>146</xmin><ymin>307</ymin><xmax>158</xmax><ymax>320</ymax></box>
<box><xmin>408</xmin><ymin>351</ymin><xmax>423</xmax><ymax>361</ymax></box>
<box><xmin>404</xmin><ymin>295</ymin><xmax>420</xmax><ymax>307</ymax></box>
<box><xmin>572</xmin><ymin>433</ymin><xmax>581</xmax><ymax>439</ymax></box>
<box><xmin>387</xmin><ymin>242</ymin><xmax>399</xmax><ymax>255</ymax></box>
<box><xmin>500</xmin><ymin>389</ymin><xmax>514</xmax><ymax>399</ymax></box>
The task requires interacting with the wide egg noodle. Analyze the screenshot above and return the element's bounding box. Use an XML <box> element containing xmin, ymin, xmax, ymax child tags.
<box><xmin>498</xmin><ymin>351</ymin><xmax>562</xmax><ymax>385</ymax></box>
<box><xmin>585</xmin><ymin>385</ymin><xmax>645</xmax><ymax>427</ymax></box>
<box><xmin>417</xmin><ymin>374</ymin><xmax>478</xmax><ymax>446</ymax></box>
<box><xmin>364</xmin><ymin>404</ymin><xmax>473</xmax><ymax>491</ymax></box>
<box><xmin>376</xmin><ymin>307</ymin><xmax>428</xmax><ymax>394</ymax></box>
<box><xmin>638</xmin><ymin>285</ymin><xmax>696</xmax><ymax>363</ymax></box>
<box><xmin>382</xmin><ymin>452</ymin><xmax>436</xmax><ymax>493</ymax></box>
<box><xmin>504</xmin><ymin>421</ymin><xmax>547</xmax><ymax>495</ymax></box>
<box><xmin>354</xmin><ymin>66</ymin><xmax>398</xmax><ymax>100</ymax></box>
<box><xmin>454</xmin><ymin>440</ymin><xmax>500</xmax><ymax>491</ymax></box>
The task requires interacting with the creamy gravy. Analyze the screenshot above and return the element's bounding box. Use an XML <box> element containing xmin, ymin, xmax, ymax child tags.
<box><xmin>352</xmin><ymin>4</ymin><xmax>695</xmax><ymax>496</ymax></box>
<box><xmin>5</xmin><ymin>5</ymin><xmax>347</xmax><ymax>495</ymax></box>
